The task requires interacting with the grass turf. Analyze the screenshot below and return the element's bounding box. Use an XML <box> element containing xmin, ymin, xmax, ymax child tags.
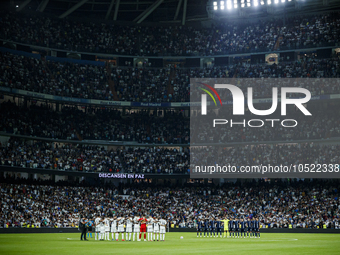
<box><xmin>0</xmin><ymin>232</ymin><xmax>340</xmax><ymax>255</ymax></box>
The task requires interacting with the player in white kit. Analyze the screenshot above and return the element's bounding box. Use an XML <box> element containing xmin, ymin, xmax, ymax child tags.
<box><xmin>125</xmin><ymin>216</ymin><xmax>133</xmax><ymax>241</ymax></box>
<box><xmin>99</xmin><ymin>218</ymin><xmax>105</xmax><ymax>240</ymax></box>
<box><xmin>153</xmin><ymin>217</ymin><xmax>160</xmax><ymax>241</ymax></box>
<box><xmin>133</xmin><ymin>216</ymin><xmax>140</xmax><ymax>241</ymax></box>
<box><xmin>147</xmin><ymin>216</ymin><xmax>154</xmax><ymax>241</ymax></box>
<box><xmin>117</xmin><ymin>216</ymin><xmax>125</xmax><ymax>241</ymax></box>
<box><xmin>159</xmin><ymin>218</ymin><xmax>167</xmax><ymax>241</ymax></box>
<box><xmin>111</xmin><ymin>216</ymin><xmax>117</xmax><ymax>241</ymax></box>
<box><xmin>94</xmin><ymin>216</ymin><xmax>101</xmax><ymax>240</ymax></box>
<box><xmin>104</xmin><ymin>218</ymin><xmax>110</xmax><ymax>240</ymax></box>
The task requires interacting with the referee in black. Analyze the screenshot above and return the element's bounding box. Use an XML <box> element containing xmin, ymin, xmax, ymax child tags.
<box><xmin>79</xmin><ymin>217</ymin><xmax>88</xmax><ymax>241</ymax></box>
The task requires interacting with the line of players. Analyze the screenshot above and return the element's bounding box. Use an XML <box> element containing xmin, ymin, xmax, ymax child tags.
<box><xmin>94</xmin><ymin>215</ymin><xmax>167</xmax><ymax>241</ymax></box>
<box><xmin>197</xmin><ymin>217</ymin><xmax>261</xmax><ymax>238</ymax></box>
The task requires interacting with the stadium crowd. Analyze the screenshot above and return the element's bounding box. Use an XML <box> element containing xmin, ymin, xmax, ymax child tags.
<box><xmin>0</xmin><ymin>137</ymin><xmax>189</xmax><ymax>174</ymax></box>
<box><xmin>0</xmin><ymin>52</ymin><xmax>111</xmax><ymax>100</ymax></box>
<box><xmin>0</xmin><ymin>102</ymin><xmax>189</xmax><ymax>143</ymax></box>
<box><xmin>191</xmin><ymin>102</ymin><xmax>340</xmax><ymax>143</ymax></box>
<box><xmin>1</xmin><ymin>51</ymin><xmax>340</xmax><ymax>103</ymax></box>
<box><xmin>1</xmin><ymin>101</ymin><xmax>340</xmax><ymax>143</ymax></box>
<box><xmin>190</xmin><ymin>143</ymin><xmax>340</xmax><ymax>169</ymax></box>
<box><xmin>1</xmin><ymin>12</ymin><xmax>340</xmax><ymax>55</ymax></box>
<box><xmin>1</xmin><ymin>178</ymin><xmax>339</xmax><ymax>229</ymax></box>
<box><xmin>1</xmin><ymin>136</ymin><xmax>339</xmax><ymax>174</ymax></box>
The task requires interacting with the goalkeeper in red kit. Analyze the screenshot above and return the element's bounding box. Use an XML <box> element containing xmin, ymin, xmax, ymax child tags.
<box><xmin>139</xmin><ymin>215</ymin><xmax>147</xmax><ymax>241</ymax></box>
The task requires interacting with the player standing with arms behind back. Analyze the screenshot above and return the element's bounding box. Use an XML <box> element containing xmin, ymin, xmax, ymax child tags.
<box><xmin>197</xmin><ymin>218</ymin><xmax>202</xmax><ymax>237</ymax></box>
<box><xmin>240</xmin><ymin>218</ymin><xmax>246</xmax><ymax>238</ymax></box>
<box><xmin>139</xmin><ymin>215</ymin><xmax>147</xmax><ymax>241</ymax></box>
<box><xmin>222</xmin><ymin>217</ymin><xmax>228</xmax><ymax>238</ymax></box>
<box><xmin>247</xmin><ymin>218</ymin><xmax>251</xmax><ymax>238</ymax></box>
<box><xmin>251</xmin><ymin>218</ymin><xmax>256</xmax><ymax>238</ymax></box>
<box><xmin>203</xmin><ymin>218</ymin><xmax>209</xmax><ymax>237</ymax></box>
<box><xmin>255</xmin><ymin>217</ymin><xmax>260</xmax><ymax>238</ymax></box>
<box><xmin>229</xmin><ymin>217</ymin><xmax>234</xmax><ymax>238</ymax></box>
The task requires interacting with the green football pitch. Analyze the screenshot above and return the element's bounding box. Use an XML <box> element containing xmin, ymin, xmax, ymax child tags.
<box><xmin>0</xmin><ymin>232</ymin><xmax>340</xmax><ymax>255</ymax></box>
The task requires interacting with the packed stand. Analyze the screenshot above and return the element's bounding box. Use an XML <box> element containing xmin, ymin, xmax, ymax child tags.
<box><xmin>0</xmin><ymin>101</ymin><xmax>189</xmax><ymax>143</ymax></box>
<box><xmin>1</xmin><ymin>12</ymin><xmax>340</xmax><ymax>55</ymax></box>
<box><xmin>1</xmin><ymin>51</ymin><xmax>340</xmax><ymax>104</ymax></box>
<box><xmin>1</xmin><ymin>178</ymin><xmax>339</xmax><ymax>229</ymax></box>
<box><xmin>0</xmin><ymin>52</ymin><xmax>111</xmax><ymax>100</ymax></box>
<box><xmin>120</xmin><ymin>147</ymin><xmax>189</xmax><ymax>174</ymax></box>
<box><xmin>113</xmin><ymin>67</ymin><xmax>172</xmax><ymax>102</ymax></box>
<box><xmin>191</xmin><ymin>102</ymin><xmax>340</xmax><ymax>143</ymax></box>
<box><xmin>2</xmin><ymin>101</ymin><xmax>340</xmax><ymax>144</ymax></box>
<box><xmin>191</xmin><ymin>143</ymin><xmax>340</xmax><ymax>169</ymax></box>
<box><xmin>1</xmin><ymin>137</ymin><xmax>340</xmax><ymax>173</ymax></box>
<box><xmin>0</xmin><ymin>138</ymin><xmax>189</xmax><ymax>174</ymax></box>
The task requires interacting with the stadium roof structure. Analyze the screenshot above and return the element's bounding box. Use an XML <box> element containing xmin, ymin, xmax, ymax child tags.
<box><xmin>7</xmin><ymin>0</ymin><xmax>208</xmax><ymax>24</ymax></box>
<box><xmin>5</xmin><ymin>0</ymin><xmax>340</xmax><ymax>24</ymax></box>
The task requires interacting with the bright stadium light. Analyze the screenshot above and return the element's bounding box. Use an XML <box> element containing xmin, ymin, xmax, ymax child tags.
<box><xmin>281</xmin><ymin>0</ymin><xmax>285</xmax><ymax>2</ymax></box>
<box><xmin>220</xmin><ymin>1</ymin><xmax>225</xmax><ymax>10</ymax></box>
<box><xmin>233</xmin><ymin>0</ymin><xmax>237</xmax><ymax>8</ymax></box>
<box><xmin>275</xmin><ymin>0</ymin><xmax>279</xmax><ymax>4</ymax></box>
<box><xmin>261</xmin><ymin>0</ymin><xmax>264</xmax><ymax>4</ymax></box>
<box><xmin>254</xmin><ymin>0</ymin><xmax>258</xmax><ymax>6</ymax></box>
<box><xmin>241</xmin><ymin>3</ymin><xmax>245</xmax><ymax>7</ymax></box>
<box><xmin>213</xmin><ymin>1</ymin><xmax>217</xmax><ymax>6</ymax></box>
<box><xmin>214</xmin><ymin>5</ymin><xmax>218</xmax><ymax>10</ymax></box>
<box><xmin>268</xmin><ymin>0</ymin><xmax>271</xmax><ymax>4</ymax></box>
<box><xmin>227</xmin><ymin>0</ymin><xmax>232</xmax><ymax>9</ymax></box>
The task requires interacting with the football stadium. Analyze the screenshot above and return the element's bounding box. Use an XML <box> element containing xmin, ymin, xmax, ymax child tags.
<box><xmin>1</xmin><ymin>0</ymin><xmax>340</xmax><ymax>254</ymax></box>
